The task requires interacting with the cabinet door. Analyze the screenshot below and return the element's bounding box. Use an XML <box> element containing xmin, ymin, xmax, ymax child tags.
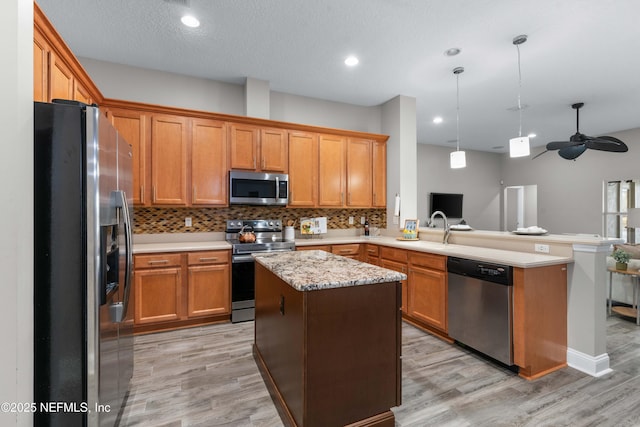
<box><xmin>134</xmin><ymin>267</ymin><xmax>182</xmax><ymax>324</ymax></box>
<box><xmin>151</xmin><ymin>115</ymin><xmax>189</xmax><ymax>205</ymax></box>
<box><xmin>372</xmin><ymin>141</ymin><xmax>386</xmax><ymax>207</ymax></box>
<box><xmin>187</xmin><ymin>264</ymin><xmax>230</xmax><ymax>317</ymax></box>
<box><xmin>110</xmin><ymin>109</ymin><xmax>149</xmax><ymax>205</ymax></box>
<box><xmin>73</xmin><ymin>80</ymin><xmax>92</xmax><ymax>105</ymax></box>
<box><xmin>33</xmin><ymin>29</ymin><xmax>49</xmax><ymax>102</ymax></box>
<box><xmin>346</xmin><ymin>138</ymin><xmax>372</xmax><ymax>207</ymax></box>
<box><xmin>49</xmin><ymin>52</ymin><xmax>74</xmax><ymax>101</ymax></box>
<box><xmin>408</xmin><ymin>266</ymin><xmax>447</xmax><ymax>331</ymax></box>
<box><xmin>260</xmin><ymin>128</ymin><xmax>288</xmax><ymax>172</ymax></box>
<box><xmin>288</xmin><ymin>131</ymin><xmax>317</xmax><ymax>207</ymax></box>
<box><xmin>318</xmin><ymin>134</ymin><xmax>346</xmax><ymax>207</ymax></box>
<box><xmin>229</xmin><ymin>123</ymin><xmax>258</xmax><ymax>170</ymax></box>
<box><xmin>192</xmin><ymin>119</ymin><xmax>227</xmax><ymax>205</ymax></box>
<box><xmin>381</xmin><ymin>259</ymin><xmax>408</xmax><ymax>314</ymax></box>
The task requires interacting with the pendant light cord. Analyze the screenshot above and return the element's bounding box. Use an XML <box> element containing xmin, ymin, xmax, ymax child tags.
<box><xmin>516</xmin><ymin>43</ymin><xmax>523</xmax><ymax>138</ymax></box>
<box><xmin>456</xmin><ymin>71</ymin><xmax>460</xmax><ymax>151</ymax></box>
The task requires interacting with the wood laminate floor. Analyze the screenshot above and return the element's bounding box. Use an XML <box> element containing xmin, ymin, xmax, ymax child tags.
<box><xmin>119</xmin><ymin>316</ymin><xmax>640</xmax><ymax>427</ymax></box>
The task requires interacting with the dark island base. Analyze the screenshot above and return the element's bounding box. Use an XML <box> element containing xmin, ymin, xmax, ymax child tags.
<box><xmin>254</xmin><ymin>345</ymin><xmax>395</xmax><ymax>427</ymax></box>
<box><xmin>253</xmin><ymin>262</ymin><xmax>401</xmax><ymax>427</ymax></box>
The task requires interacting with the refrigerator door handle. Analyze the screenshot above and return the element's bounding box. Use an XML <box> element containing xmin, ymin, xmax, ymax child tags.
<box><xmin>113</xmin><ymin>190</ymin><xmax>133</xmax><ymax>323</ymax></box>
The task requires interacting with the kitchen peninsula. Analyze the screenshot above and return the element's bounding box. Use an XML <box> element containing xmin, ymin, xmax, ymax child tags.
<box><xmin>252</xmin><ymin>250</ymin><xmax>406</xmax><ymax>427</ymax></box>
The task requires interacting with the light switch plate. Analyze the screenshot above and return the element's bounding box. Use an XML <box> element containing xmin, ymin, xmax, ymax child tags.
<box><xmin>348</xmin><ymin>217</ymin><xmax>354</xmax><ymax>225</ymax></box>
<box><xmin>185</xmin><ymin>217</ymin><xmax>192</xmax><ymax>227</ymax></box>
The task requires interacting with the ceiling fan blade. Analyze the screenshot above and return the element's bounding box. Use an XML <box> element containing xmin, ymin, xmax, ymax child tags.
<box><xmin>546</xmin><ymin>141</ymin><xmax>574</xmax><ymax>150</ymax></box>
<box><xmin>585</xmin><ymin>136</ymin><xmax>629</xmax><ymax>152</ymax></box>
<box><xmin>531</xmin><ymin>150</ymin><xmax>550</xmax><ymax>160</ymax></box>
<box><xmin>558</xmin><ymin>144</ymin><xmax>587</xmax><ymax>160</ymax></box>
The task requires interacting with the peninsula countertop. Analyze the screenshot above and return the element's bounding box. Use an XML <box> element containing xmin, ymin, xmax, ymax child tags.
<box><xmin>253</xmin><ymin>250</ymin><xmax>407</xmax><ymax>291</ymax></box>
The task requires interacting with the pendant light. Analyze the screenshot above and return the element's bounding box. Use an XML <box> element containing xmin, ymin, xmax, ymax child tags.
<box><xmin>450</xmin><ymin>66</ymin><xmax>466</xmax><ymax>169</ymax></box>
<box><xmin>509</xmin><ymin>34</ymin><xmax>530</xmax><ymax>158</ymax></box>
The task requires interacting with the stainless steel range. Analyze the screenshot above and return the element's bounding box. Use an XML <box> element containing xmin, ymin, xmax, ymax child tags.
<box><xmin>226</xmin><ymin>219</ymin><xmax>295</xmax><ymax>322</ymax></box>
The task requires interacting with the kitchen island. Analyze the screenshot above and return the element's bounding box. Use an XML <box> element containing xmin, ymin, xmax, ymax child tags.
<box><xmin>252</xmin><ymin>250</ymin><xmax>406</xmax><ymax>427</ymax></box>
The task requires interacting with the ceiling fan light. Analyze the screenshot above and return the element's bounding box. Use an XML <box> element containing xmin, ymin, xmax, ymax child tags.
<box><xmin>509</xmin><ymin>136</ymin><xmax>530</xmax><ymax>157</ymax></box>
<box><xmin>450</xmin><ymin>150</ymin><xmax>466</xmax><ymax>169</ymax></box>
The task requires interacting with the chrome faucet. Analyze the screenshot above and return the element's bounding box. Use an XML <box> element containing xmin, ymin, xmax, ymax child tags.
<box><xmin>430</xmin><ymin>210</ymin><xmax>451</xmax><ymax>244</ymax></box>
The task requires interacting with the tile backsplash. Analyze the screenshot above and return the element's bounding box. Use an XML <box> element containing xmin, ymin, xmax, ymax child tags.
<box><xmin>134</xmin><ymin>206</ymin><xmax>386</xmax><ymax>234</ymax></box>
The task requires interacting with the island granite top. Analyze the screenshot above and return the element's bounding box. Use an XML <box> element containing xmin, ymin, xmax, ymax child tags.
<box><xmin>253</xmin><ymin>250</ymin><xmax>407</xmax><ymax>292</ymax></box>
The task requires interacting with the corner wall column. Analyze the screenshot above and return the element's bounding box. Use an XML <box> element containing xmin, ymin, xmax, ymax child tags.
<box><xmin>381</xmin><ymin>95</ymin><xmax>417</xmax><ymax>229</ymax></box>
<box><xmin>244</xmin><ymin>77</ymin><xmax>270</xmax><ymax>119</ymax></box>
<box><xmin>566</xmin><ymin>243</ymin><xmax>615</xmax><ymax>376</ymax></box>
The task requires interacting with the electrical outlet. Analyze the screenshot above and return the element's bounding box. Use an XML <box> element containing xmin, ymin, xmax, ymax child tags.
<box><xmin>534</xmin><ymin>243</ymin><xmax>549</xmax><ymax>253</ymax></box>
<box><xmin>360</xmin><ymin>216</ymin><xmax>366</xmax><ymax>225</ymax></box>
<box><xmin>185</xmin><ymin>217</ymin><xmax>192</xmax><ymax>227</ymax></box>
<box><xmin>348</xmin><ymin>216</ymin><xmax>354</xmax><ymax>225</ymax></box>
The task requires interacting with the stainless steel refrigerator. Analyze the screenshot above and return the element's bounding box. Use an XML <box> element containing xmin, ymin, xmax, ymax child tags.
<box><xmin>34</xmin><ymin>100</ymin><xmax>134</xmax><ymax>426</ymax></box>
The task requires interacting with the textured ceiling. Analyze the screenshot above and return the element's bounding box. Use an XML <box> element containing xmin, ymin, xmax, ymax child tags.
<box><xmin>36</xmin><ymin>0</ymin><xmax>640</xmax><ymax>153</ymax></box>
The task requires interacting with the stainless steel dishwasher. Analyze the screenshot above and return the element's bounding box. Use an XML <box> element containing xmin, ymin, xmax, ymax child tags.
<box><xmin>447</xmin><ymin>256</ymin><xmax>514</xmax><ymax>366</ymax></box>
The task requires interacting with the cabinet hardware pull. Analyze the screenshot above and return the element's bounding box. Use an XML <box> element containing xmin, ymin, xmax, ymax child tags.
<box><xmin>341</xmin><ymin>192</ymin><xmax>344</xmax><ymax>205</ymax></box>
<box><xmin>152</xmin><ymin>186</ymin><xmax>156</xmax><ymax>202</ymax></box>
<box><xmin>199</xmin><ymin>257</ymin><xmax>218</xmax><ymax>262</ymax></box>
<box><xmin>192</xmin><ymin>186</ymin><xmax>196</xmax><ymax>202</ymax></box>
<box><xmin>140</xmin><ymin>185</ymin><xmax>144</xmax><ymax>204</ymax></box>
<box><xmin>148</xmin><ymin>260</ymin><xmax>169</xmax><ymax>264</ymax></box>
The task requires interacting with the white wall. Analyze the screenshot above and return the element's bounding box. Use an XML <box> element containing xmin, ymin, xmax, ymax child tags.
<box><xmin>501</xmin><ymin>128</ymin><xmax>640</xmax><ymax>234</ymax></box>
<box><xmin>80</xmin><ymin>57</ymin><xmax>245</xmax><ymax>114</ymax></box>
<box><xmin>417</xmin><ymin>144</ymin><xmax>502</xmax><ymax>230</ymax></box>
<box><xmin>1</xmin><ymin>0</ymin><xmax>33</xmax><ymax>425</ymax></box>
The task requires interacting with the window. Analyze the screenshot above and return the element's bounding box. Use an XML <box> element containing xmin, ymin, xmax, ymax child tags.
<box><xmin>604</xmin><ymin>179</ymin><xmax>639</xmax><ymax>243</ymax></box>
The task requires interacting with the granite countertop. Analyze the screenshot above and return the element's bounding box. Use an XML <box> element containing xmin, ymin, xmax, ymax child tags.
<box><xmin>253</xmin><ymin>250</ymin><xmax>407</xmax><ymax>292</ymax></box>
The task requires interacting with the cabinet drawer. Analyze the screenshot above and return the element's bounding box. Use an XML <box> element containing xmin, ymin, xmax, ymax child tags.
<box><xmin>297</xmin><ymin>245</ymin><xmax>331</xmax><ymax>252</ymax></box>
<box><xmin>365</xmin><ymin>244</ymin><xmax>379</xmax><ymax>257</ymax></box>
<box><xmin>187</xmin><ymin>250</ymin><xmax>230</xmax><ymax>265</ymax></box>
<box><xmin>332</xmin><ymin>244</ymin><xmax>360</xmax><ymax>256</ymax></box>
<box><xmin>134</xmin><ymin>253</ymin><xmax>182</xmax><ymax>269</ymax></box>
<box><xmin>408</xmin><ymin>251</ymin><xmax>446</xmax><ymax>271</ymax></box>
<box><xmin>380</xmin><ymin>247</ymin><xmax>407</xmax><ymax>263</ymax></box>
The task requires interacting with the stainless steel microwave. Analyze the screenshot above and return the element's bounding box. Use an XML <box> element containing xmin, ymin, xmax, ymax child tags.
<box><xmin>229</xmin><ymin>170</ymin><xmax>289</xmax><ymax>206</ymax></box>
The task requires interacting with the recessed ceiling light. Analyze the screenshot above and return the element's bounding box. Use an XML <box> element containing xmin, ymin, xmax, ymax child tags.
<box><xmin>444</xmin><ymin>47</ymin><xmax>461</xmax><ymax>57</ymax></box>
<box><xmin>344</xmin><ymin>56</ymin><xmax>359</xmax><ymax>66</ymax></box>
<box><xmin>528</xmin><ymin>133</ymin><xmax>537</xmax><ymax>138</ymax></box>
<box><xmin>181</xmin><ymin>15</ymin><xmax>200</xmax><ymax>28</ymax></box>
<box><xmin>433</xmin><ymin>116</ymin><xmax>443</xmax><ymax>124</ymax></box>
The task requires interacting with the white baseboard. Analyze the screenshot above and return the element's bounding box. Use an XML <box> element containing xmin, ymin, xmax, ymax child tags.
<box><xmin>566</xmin><ymin>348</ymin><xmax>612</xmax><ymax>377</ymax></box>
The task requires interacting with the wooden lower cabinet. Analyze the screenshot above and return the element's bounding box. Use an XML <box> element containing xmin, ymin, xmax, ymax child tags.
<box><xmin>513</xmin><ymin>264</ymin><xmax>568</xmax><ymax>379</ymax></box>
<box><xmin>133</xmin><ymin>250</ymin><xmax>230</xmax><ymax>333</ymax></box>
<box><xmin>187</xmin><ymin>251</ymin><xmax>230</xmax><ymax>317</ymax></box>
<box><xmin>331</xmin><ymin>243</ymin><xmax>361</xmax><ymax>259</ymax></box>
<box><xmin>296</xmin><ymin>245</ymin><xmax>331</xmax><ymax>252</ymax></box>
<box><xmin>407</xmin><ymin>266</ymin><xmax>447</xmax><ymax>332</ymax></box>
<box><xmin>134</xmin><ymin>260</ymin><xmax>182</xmax><ymax>325</ymax></box>
<box><xmin>364</xmin><ymin>244</ymin><xmax>380</xmax><ymax>265</ymax></box>
<box><xmin>381</xmin><ymin>259</ymin><xmax>408</xmax><ymax>314</ymax></box>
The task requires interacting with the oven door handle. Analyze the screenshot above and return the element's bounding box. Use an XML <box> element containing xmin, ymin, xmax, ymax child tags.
<box><xmin>232</xmin><ymin>254</ymin><xmax>255</xmax><ymax>263</ymax></box>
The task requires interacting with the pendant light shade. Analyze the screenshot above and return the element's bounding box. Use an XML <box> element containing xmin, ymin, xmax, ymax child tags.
<box><xmin>450</xmin><ymin>66</ymin><xmax>466</xmax><ymax>169</ymax></box>
<box><xmin>509</xmin><ymin>34</ymin><xmax>530</xmax><ymax>158</ymax></box>
<box><xmin>450</xmin><ymin>150</ymin><xmax>466</xmax><ymax>169</ymax></box>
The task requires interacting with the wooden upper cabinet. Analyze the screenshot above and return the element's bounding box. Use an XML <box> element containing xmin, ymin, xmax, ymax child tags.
<box><xmin>229</xmin><ymin>123</ymin><xmax>259</xmax><ymax>170</ymax></box>
<box><xmin>288</xmin><ymin>131</ymin><xmax>317</xmax><ymax>207</ymax></box>
<box><xmin>33</xmin><ymin>28</ymin><xmax>49</xmax><ymax>102</ymax></box>
<box><xmin>191</xmin><ymin>119</ymin><xmax>227</xmax><ymax>205</ymax></box>
<box><xmin>260</xmin><ymin>128</ymin><xmax>288</xmax><ymax>172</ymax></box>
<box><xmin>346</xmin><ymin>138</ymin><xmax>373</xmax><ymax>207</ymax></box>
<box><xmin>109</xmin><ymin>109</ymin><xmax>149</xmax><ymax>205</ymax></box>
<box><xmin>73</xmin><ymin>80</ymin><xmax>92</xmax><ymax>105</ymax></box>
<box><xmin>49</xmin><ymin>52</ymin><xmax>74</xmax><ymax>101</ymax></box>
<box><xmin>151</xmin><ymin>115</ymin><xmax>189</xmax><ymax>205</ymax></box>
<box><xmin>318</xmin><ymin>134</ymin><xmax>346</xmax><ymax>207</ymax></box>
<box><xmin>372</xmin><ymin>141</ymin><xmax>387</xmax><ymax>207</ymax></box>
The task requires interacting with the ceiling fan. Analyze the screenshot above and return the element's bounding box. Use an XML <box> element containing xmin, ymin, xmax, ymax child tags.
<box><xmin>532</xmin><ymin>102</ymin><xmax>628</xmax><ymax>160</ymax></box>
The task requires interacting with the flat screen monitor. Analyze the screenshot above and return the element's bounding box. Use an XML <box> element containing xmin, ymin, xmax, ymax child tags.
<box><xmin>429</xmin><ymin>193</ymin><xmax>463</xmax><ymax>218</ymax></box>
